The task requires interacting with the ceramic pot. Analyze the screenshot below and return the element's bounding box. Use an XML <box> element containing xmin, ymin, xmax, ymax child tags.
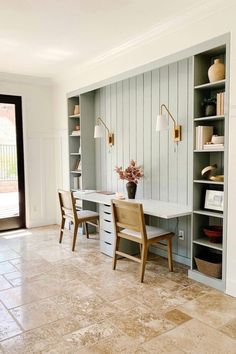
<box><xmin>126</xmin><ymin>182</ymin><xmax>137</xmax><ymax>199</ymax></box>
<box><xmin>208</xmin><ymin>59</ymin><xmax>225</xmax><ymax>83</ymax></box>
<box><xmin>205</xmin><ymin>103</ymin><xmax>216</xmax><ymax>117</ymax></box>
<box><xmin>74</xmin><ymin>105</ymin><xmax>80</xmax><ymax>115</ymax></box>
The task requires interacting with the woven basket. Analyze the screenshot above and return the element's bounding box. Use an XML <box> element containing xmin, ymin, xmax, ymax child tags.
<box><xmin>195</xmin><ymin>255</ymin><xmax>222</xmax><ymax>279</ymax></box>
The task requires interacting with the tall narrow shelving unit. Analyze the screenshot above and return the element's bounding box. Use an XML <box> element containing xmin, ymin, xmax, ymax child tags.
<box><xmin>189</xmin><ymin>43</ymin><xmax>229</xmax><ymax>291</ymax></box>
<box><xmin>67</xmin><ymin>92</ymin><xmax>96</xmax><ymax>212</ymax></box>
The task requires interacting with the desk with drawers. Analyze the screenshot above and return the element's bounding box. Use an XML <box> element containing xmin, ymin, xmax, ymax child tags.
<box><xmin>74</xmin><ymin>192</ymin><xmax>192</xmax><ymax>257</ymax></box>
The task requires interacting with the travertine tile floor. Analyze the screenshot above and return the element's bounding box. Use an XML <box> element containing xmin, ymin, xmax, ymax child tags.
<box><xmin>0</xmin><ymin>226</ymin><xmax>235</xmax><ymax>353</ymax></box>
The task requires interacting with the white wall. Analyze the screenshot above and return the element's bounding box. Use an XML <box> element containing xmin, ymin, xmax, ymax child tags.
<box><xmin>53</xmin><ymin>3</ymin><xmax>236</xmax><ymax>297</ymax></box>
<box><xmin>0</xmin><ymin>73</ymin><xmax>56</xmax><ymax>228</ymax></box>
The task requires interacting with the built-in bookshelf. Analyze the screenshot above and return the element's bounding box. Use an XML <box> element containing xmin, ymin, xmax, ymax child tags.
<box><xmin>189</xmin><ymin>42</ymin><xmax>229</xmax><ymax>291</ymax></box>
<box><xmin>67</xmin><ymin>92</ymin><xmax>96</xmax><ymax>214</ymax></box>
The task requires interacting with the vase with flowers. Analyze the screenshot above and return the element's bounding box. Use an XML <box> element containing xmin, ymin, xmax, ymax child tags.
<box><xmin>115</xmin><ymin>160</ymin><xmax>144</xmax><ymax>199</ymax></box>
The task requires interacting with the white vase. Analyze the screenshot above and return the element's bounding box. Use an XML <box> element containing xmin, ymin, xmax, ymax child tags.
<box><xmin>208</xmin><ymin>59</ymin><xmax>225</xmax><ymax>83</ymax></box>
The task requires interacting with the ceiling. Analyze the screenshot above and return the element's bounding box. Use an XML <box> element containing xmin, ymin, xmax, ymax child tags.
<box><xmin>0</xmin><ymin>0</ymin><xmax>214</xmax><ymax>79</ymax></box>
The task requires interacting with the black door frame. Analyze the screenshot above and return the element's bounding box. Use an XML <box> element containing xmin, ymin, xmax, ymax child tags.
<box><xmin>0</xmin><ymin>94</ymin><xmax>26</xmax><ymax>231</ymax></box>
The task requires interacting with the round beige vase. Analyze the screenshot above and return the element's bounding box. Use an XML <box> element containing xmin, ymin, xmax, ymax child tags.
<box><xmin>208</xmin><ymin>59</ymin><xmax>225</xmax><ymax>83</ymax></box>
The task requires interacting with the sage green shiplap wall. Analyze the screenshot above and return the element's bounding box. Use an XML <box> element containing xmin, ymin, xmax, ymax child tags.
<box><xmin>95</xmin><ymin>58</ymin><xmax>193</xmax><ymax>263</ymax></box>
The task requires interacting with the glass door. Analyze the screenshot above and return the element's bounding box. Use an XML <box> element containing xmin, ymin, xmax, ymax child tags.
<box><xmin>0</xmin><ymin>95</ymin><xmax>25</xmax><ymax>231</ymax></box>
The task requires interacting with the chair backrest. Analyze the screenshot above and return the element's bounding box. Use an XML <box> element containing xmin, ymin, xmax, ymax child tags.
<box><xmin>58</xmin><ymin>190</ymin><xmax>76</xmax><ymax>220</ymax></box>
<box><xmin>111</xmin><ymin>199</ymin><xmax>147</xmax><ymax>242</ymax></box>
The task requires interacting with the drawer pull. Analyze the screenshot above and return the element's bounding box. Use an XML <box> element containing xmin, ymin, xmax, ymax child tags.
<box><xmin>104</xmin><ymin>211</ymin><xmax>111</xmax><ymax>215</ymax></box>
<box><xmin>104</xmin><ymin>204</ymin><xmax>110</xmax><ymax>207</ymax></box>
<box><xmin>104</xmin><ymin>241</ymin><xmax>112</xmax><ymax>246</ymax></box>
<box><xmin>104</xmin><ymin>230</ymin><xmax>112</xmax><ymax>234</ymax></box>
<box><xmin>104</xmin><ymin>219</ymin><xmax>111</xmax><ymax>223</ymax></box>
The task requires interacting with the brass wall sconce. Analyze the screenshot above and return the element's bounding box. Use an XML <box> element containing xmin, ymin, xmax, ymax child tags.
<box><xmin>156</xmin><ymin>104</ymin><xmax>182</xmax><ymax>142</ymax></box>
<box><xmin>94</xmin><ymin>117</ymin><xmax>114</xmax><ymax>146</ymax></box>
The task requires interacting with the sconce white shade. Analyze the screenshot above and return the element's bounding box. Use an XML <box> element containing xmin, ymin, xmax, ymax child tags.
<box><xmin>156</xmin><ymin>114</ymin><xmax>169</xmax><ymax>131</ymax></box>
<box><xmin>94</xmin><ymin>124</ymin><xmax>103</xmax><ymax>138</ymax></box>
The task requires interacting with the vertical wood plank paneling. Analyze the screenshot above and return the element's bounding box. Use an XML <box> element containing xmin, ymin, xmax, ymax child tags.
<box><xmin>136</xmin><ymin>74</ymin><xmax>144</xmax><ymax>198</ymax></box>
<box><xmin>151</xmin><ymin>69</ymin><xmax>160</xmax><ymax>201</ymax></box>
<box><xmin>111</xmin><ymin>83</ymin><xmax>117</xmax><ymax>191</ymax></box>
<box><xmin>168</xmin><ymin>62</ymin><xmax>179</xmax><ymax>253</ymax></box>
<box><xmin>95</xmin><ymin>58</ymin><xmax>192</xmax><ymax>261</ymax></box>
<box><xmin>100</xmin><ymin>87</ymin><xmax>106</xmax><ymax>190</ymax></box>
<box><xmin>123</xmin><ymin>79</ymin><xmax>130</xmax><ymax>167</ymax></box>
<box><xmin>177</xmin><ymin>59</ymin><xmax>189</xmax><ymax>257</ymax></box>
<box><xmin>94</xmin><ymin>90</ymin><xmax>101</xmax><ymax>189</ymax></box>
<box><xmin>143</xmin><ymin>72</ymin><xmax>152</xmax><ymax>199</ymax></box>
<box><xmin>159</xmin><ymin>66</ymin><xmax>169</xmax><ymax>202</ymax></box>
<box><xmin>105</xmin><ymin>85</ymin><xmax>112</xmax><ymax>191</ymax></box>
<box><xmin>130</xmin><ymin>77</ymin><xmax>137</xmax><ymax>161</ymax></box>
<box><xmin>116</xmin><ymin>81</ymin><xmax>124</xmax><ymax>193</ymax></box>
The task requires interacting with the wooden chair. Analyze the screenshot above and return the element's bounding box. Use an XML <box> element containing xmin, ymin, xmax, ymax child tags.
<box><xmin>58</xmin><ymin>190</ymin><xmax>99</xmax><ymax>251</ymax></box>
<box><xmin>111</xmin><ymin>199</ymin><xmax>174</xmax><ymax>282</ymax></box>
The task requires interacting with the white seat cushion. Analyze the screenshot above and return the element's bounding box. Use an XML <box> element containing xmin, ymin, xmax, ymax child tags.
<box><xmin>77</xmin><ymin>210</ymin><xmax>99</xmax><ymax>219</ymax></box>
<box><xmin>120</xmin><ymin>225</ymin><xmax>172</xmax><ymax>239</ymax></box>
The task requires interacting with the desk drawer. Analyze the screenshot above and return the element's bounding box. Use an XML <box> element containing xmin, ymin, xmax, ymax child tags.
<box><xmin>100</xmin><ymin>210</ymin><xmax>112</xmax><ymax>222</ymax></box>
<box><xmin>100</xmin><ymin>204</ymin><xmax>112</xmax><ymax>214</ymax></box>
<box><xmin>100</xmin><ymin>230</ymin><xmax>114</xmax><ymax>244</ymax></box>
<box><xmin>100</xmin><ymin>240</ymin><xmax>114</xmax><ymax>257</ymax></box>
<box><xmin>100</xmin><ymin>218</ymin><xmax>114</xmax><ymax>233</ymax></box>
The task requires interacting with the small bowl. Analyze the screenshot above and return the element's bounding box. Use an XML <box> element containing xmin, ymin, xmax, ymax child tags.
<box><xmin>211</xmin><ymin>135</ymin><xmax>224</xmax><ymax>144</ymax></box>
<box><xmin>203</xmin><ymin>226</ymin><xmax>223</xmax><ymax>243</ymax></box>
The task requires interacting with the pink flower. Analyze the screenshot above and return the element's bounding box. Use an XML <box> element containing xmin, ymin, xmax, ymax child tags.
<box><xmin>115</xmin><ymin>160</ymin><xmax>144</xmax><ymax>184</ymax></box>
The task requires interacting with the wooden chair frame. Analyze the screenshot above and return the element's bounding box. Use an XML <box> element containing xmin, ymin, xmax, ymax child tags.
<box><xmin>111</xmin><ymin>199</ymin><xmax>174</xmax><ymax>282</ymax></box>
<box><xmin>58</xmin><ymin>190</ymin><xmax>99</xmax><ymax>251</ymax></box>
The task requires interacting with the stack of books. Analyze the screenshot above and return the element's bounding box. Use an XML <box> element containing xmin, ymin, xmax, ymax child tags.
<box><xmin>203</xmin><ymin>143</ymin><xmax>224</xmax><ymax>150</ymax></box>
<box><xmin>195</xmin><ymin>126</ymin><xmax>213</xmax><ymax>150</ymax></box>
<box><xmin>216</xmin><ymin>92</ymin><xmax>225</xmax><ymax>115</ymax></box>
<box><xmin>71</xmin><ymin>130</ymin><xmax>81</xmax><ymax>136</ymax></box>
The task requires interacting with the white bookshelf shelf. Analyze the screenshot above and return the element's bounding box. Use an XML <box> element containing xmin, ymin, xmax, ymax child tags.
<box><xmin>194</xmin><ymin>115</ymin><xmax>224</xmax><ymax>122</ymax></box>
<box><xmin>194</xmin><ymin>79</ymin><xmax>225</xmax><ymax>90</ymax></box>
<box><xmin>69</xmin><ymin>114</ymin><xmax>80</xmax><ymax>118</ymax></box>
<box><xmin>193</xmin><ymin>238</ymin><xmax>222</xmax><ymax>251</ymax></box>
<box><xmin>193</xmin><ymin>210</ymin><xmax>224</xmax><ymax>218</ymax></box>
<box><xmin>70</xmin><ymin>153</ymin><xmax>81</xmax><ymax>156</ymax></box>
<box><xmin>194</xmin><ymin>149</ymin><xmax>224</xmax><ymax>153</ymax></box>
<box><xmin>70</xmin><ymin>170</ymin><xmax>82</xmax><ymax>174</ymax></box>
<box><xmin>193</xmin><ymin>179</ymin><xmax>224</xmax><ymax>185</ymax></box>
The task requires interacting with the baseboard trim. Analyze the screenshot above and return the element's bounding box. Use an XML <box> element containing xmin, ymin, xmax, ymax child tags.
<box><xmin>226</xmin><ymin>280</ymin><xmax>236</xmax><ymax>298</ymax></box>
<box><xmin>150</xmin><ymin>245</ymin><xmax>191</xmax><ymax>266</ymax></box>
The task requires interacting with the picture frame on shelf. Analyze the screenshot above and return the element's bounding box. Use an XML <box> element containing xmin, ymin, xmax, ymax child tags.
<box><xmin>204</xmin><ymin>190</ymin><xmax>224</xmax><ymax>212</ymax></box>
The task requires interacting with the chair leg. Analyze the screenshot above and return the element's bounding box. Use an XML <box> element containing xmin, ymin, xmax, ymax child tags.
<box><xmin>139</xmin><ymin>243</ymin><xmax>142</xmax><ymax>256</ymax></box>
<box><xmin>59</xmin><ymin>217</ymin><xmax>65</xmax><ymax>243</ymax></box>
<box><xmin>140</xmin><ymin>244</ymin><xmax>148</xmax><ymax>283</ymax></box>
<box><xmin>112</xmin><ymin>236</ymin><xmax>120</xmax><ymax>270</ymax></box>
<box><xmin>72</xmin><ymin>222</ymin><xmax>79</xmax><ymax>252</ymax></box>
<box><xmin>167</xmin><ymin>238</ymin><xmax>173</xmax><ymax>272</ymax></box>
<box><xmin>85</xmin><ymin>222</ymin><xmax>89</xmax><ymax>239</ymax></box>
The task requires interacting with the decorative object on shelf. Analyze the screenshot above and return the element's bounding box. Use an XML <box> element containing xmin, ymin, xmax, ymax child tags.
<box><xmin>201</xmin><ymin>97</ymin><xmax>216</xmax><ymax>117</ymax></box>
<box><xmin>75</xmin><ymin>124</ymin><xmax>80</xmax><ymax>131</ymax></box>
<box><xmin>78</xmin><ymin>146</ymin><xmax>81</xmax><ymax>154</ymax></box>
<box><xmin>204</xmin><ymin>190</ymin><xmax>224</xmax><ymax>212</ymax></box>
<box><xmin>75</xmin><ymin>160</ymin><xmax>81</xmax><ymax>171</ymax></box>
<box><xmin>156</xmin><ymin>104</ymin><xmax>181</xmax><ymax>142</ymax></box>
<box><xmin>201</xmin><ymin>164</ymin><xmax>217</xmax><ymax>179</ymax></box>
<box><xmin>209</xmin><ymin>175</ymin><xmax>224</xmax><ymax>182</ymax></box>
<box><xmin>203</xmin><ymin>225</ymin><xmax>223</xmax><ymax>243</ymax></box>
<box><xmin>208</xmin><ymin>58</ymin><xmax>225</xmax><ymax>83</ymax></box>
<box><xmin>73</xmin><ymin>104</ymin><xmax>80</xmax><ymax>115</ymax></box>
<box><xmin>211</xmin><ymin>135</ymin><xmax>224</xmax><ymax>144</ymax></box>
<box><xmin>94</xmin><ymin>117</ymin><xmax>114</xmax><ymax>146</ymax></box>
<box><xmin>194</xmin><ymin>252</ymin><xmax>222</xmax><ymax>278</ymax></box>
<box><xmin>115</xmin><ymin>160</ymin><xmax>144</xmax><ymax>199</ymax></box>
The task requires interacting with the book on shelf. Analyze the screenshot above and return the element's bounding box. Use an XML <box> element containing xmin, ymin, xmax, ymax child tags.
<box><xmin>71</xmin><ymin>130</ymin><xmax>81</xmax><ymax>136</ymax></box>
<box><xmin>203</xmin><ymin>143</ymin><xmax>224</xmax><ymax>150</ymax></box>
<box><xmin>73</xmin><ymin>177</ymin><xmax>80</xmax><ymax>189</ymax></box>
<box><xmin>216</xmin><ymin>92</ymin><xmax>225</xmax><ymax>116</ymax></box>
<box><xmin>195</xmin><ymin>126</ymin><xmax>213</xmax><ymax>150</ymax></box>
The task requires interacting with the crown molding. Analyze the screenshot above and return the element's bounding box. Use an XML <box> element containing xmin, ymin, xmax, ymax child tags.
<box><xmin>0</xmin><ymin>72</ymin><xmax>53</xmax><ymax>86</ymax></box>
<box><xmin>60</xmin><ymin>0</ymin><xmax>235</xmax><ymax>78</ymax></box>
